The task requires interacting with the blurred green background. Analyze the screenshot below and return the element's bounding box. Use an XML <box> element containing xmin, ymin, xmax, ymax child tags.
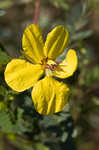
<box><xmin>0</xmin><ymin>0</ymin><xmax>99</xmax><ymax>150</ymax></box>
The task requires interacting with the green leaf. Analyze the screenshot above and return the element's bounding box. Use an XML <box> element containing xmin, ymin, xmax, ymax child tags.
<box><xmin>40</xmin><ymin>110</ymin><xmax>70</xmax><ymax>127</ymax></box>
<box><xmin>0</xmin><ymin>110</ymin><xmax>13</xmax><ymax>133</ymax></box>
<box><xmin>71</xmin><ymin>30</ymin><xmax>93</xmax><ymax>41</ymax></box>
<box><xmin>40</xmin><ymin>115</ymin><xmax>58</xmax><ymax>127</ymax></box>
<box><xmin>0</xmin><ymin>49</ymin><xmax>11</xmax><ymax>65</ymax></box>
<box><xmin>0</xmin><ymin>86</ymin><xmax>6</xmax><ymax>96</ymax></box>
<box><xmin>17</xmin><ymin>108</ymin><xmax>24</xmax><ymax>121</ymax></box>
<box><xmin>60</xmin><ymin>1</ymin><xmax>69</xmax><ymax>10</ymax></box>
<box><xmin>61</xmin><ymin>132</ymin><xmax>68</xmax><ymax>142</ymax></box>
<box><xmin>33</xmin><ymin>143</ymin><xmax>50</xmax><ymax>150</ymax></box>
<box><xmin>13</xmin><ymin>108</ymin><xmax>27</xmax><ymax>133</ymax></box>
<box><xmin>0</xmin><ymin>109</ymin><xmax>27</xmax><ymax>134</ymax></box>
<box><xmin>12</xmin><ymin>139</ymin><xmax>50</xmax><ymax>150</ymax></box>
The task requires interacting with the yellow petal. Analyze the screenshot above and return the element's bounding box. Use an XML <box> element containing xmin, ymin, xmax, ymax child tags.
<box><xmin>22</xmin><ymin>24</ymin><xmax>44</xmax><ymax>63</ymax></box>
<box><xmin>4</xmin><ymin>59</ymin><xmax>44</xmax><ymax>92</ymax></box>
<box><xmin>54</xmin><ymin>49</ymin><xmax>78</xmax><ymax>78</ymax></box>
<box><xmin>44</xmin><ymin>25</ymin><xmax>69</xmax><ymax>60</ymax></box>
<box><xmin>32</xmin><ymin>76</ymin><xmax>70</xmax><ymax>115</ymax></box>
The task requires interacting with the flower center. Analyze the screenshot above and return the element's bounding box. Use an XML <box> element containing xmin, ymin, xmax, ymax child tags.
<box><xmin>41</xmin><ymin>57</ymin><xmax>59</xmax><ymax>76</ymax></box>
<box><xmin>46</xmin><ymin>60</ymin><xmax>58</xmax><ymax>71</ymax></box>
<box><xmin>46</xmin><ymin>60</ymin><xmax>59</xmax><ymax>76</ymax></box>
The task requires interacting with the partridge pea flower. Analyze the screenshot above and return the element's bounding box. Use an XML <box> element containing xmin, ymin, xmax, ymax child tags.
<box><xmin>4</xmin><ymin>24</ymin><xmax>77</xmax><ymax>115</ymax></box>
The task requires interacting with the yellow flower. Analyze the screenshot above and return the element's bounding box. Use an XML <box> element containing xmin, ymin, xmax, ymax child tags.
<box><xmin>4</xmin><ymin>24</ymin><xmax>78</xmax><ymax>115</ymax></box>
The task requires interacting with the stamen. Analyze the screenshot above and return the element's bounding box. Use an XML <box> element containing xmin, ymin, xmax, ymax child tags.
<box><xmin>46</xmin><ymin>63</ymin><xmax>58</xmax><ymax>71</ymax></box>
<box><xmin>41</xmin><ymin>57</ymin><xmax>49</xmax><ymax>64</ymax></box>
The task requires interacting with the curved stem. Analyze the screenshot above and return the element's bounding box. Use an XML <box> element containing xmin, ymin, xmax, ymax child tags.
<box><xmin>33</xmin><ymin>0</ymin><xmax>43</xmax><ymax>24</ymax></box>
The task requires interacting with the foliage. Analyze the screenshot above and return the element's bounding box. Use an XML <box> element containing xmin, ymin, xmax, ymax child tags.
<box><xmin>0</xmin><ymin>48</ymin><xmax>11</xmax><ymax>65</ymax></box>
<box><xmin>0</xmin><ymin>0</ymin><xmax>99</xmax><ymax>150</ymax></box>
